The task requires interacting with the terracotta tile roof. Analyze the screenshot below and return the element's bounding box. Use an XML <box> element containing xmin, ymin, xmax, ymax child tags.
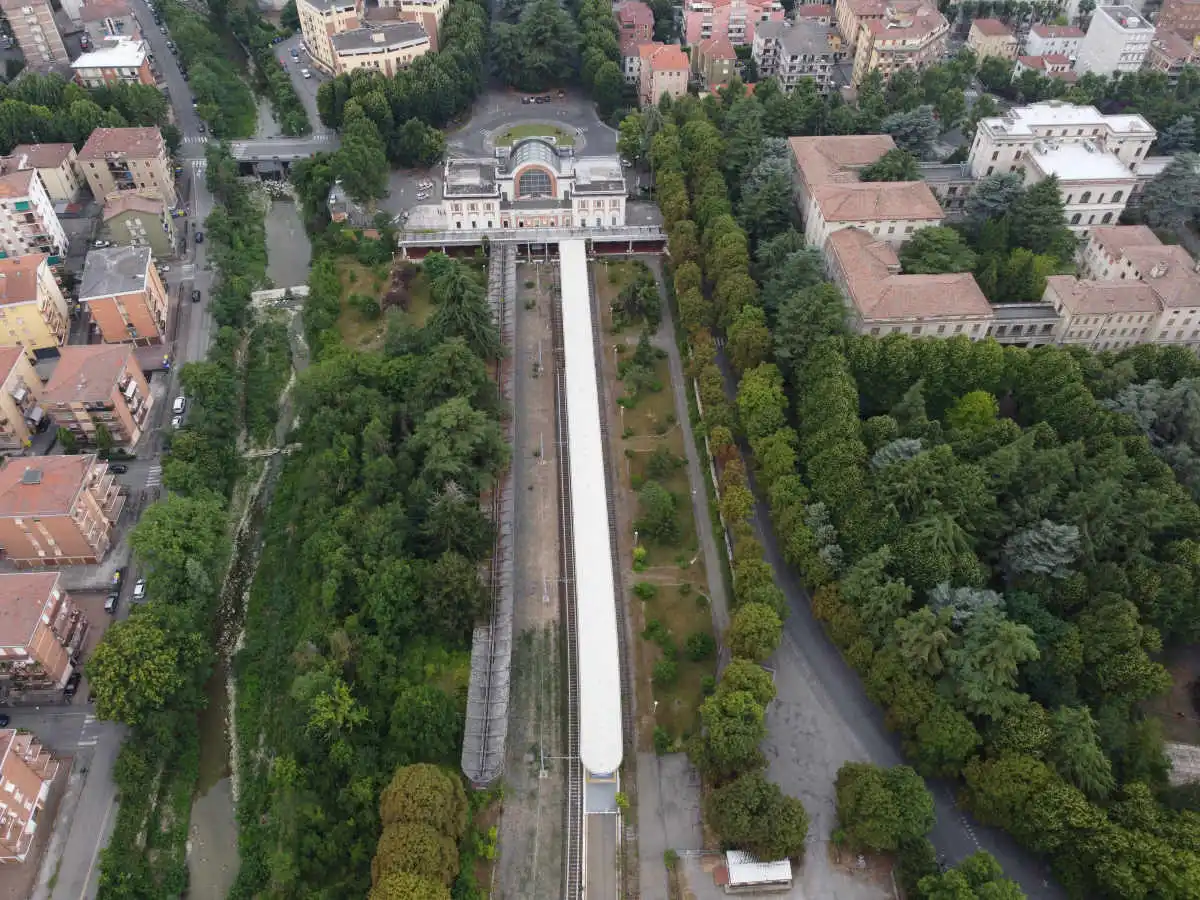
<box><xmin>78</xmin><ymin>127</ymin><xmax>164</xmax><ymax>161</ymax></box>
<box><xmin>101</xmin><ymin>193</ymin><xmax>165</xmax><ymax>221</ymax></box>
<box><xmin>0</xmin><ymin>347</ymin><xmax>24</xmax><ymax>382</ymax></box>
<box><xmin>1042</xmin><ymin>53</ymin><xmax>1072</xmax><ymax>64</ymax></box>
<box><xmin>971</xmin><ymin>17</ymin><xmax>1013</xmax><ymax>37</ymax></box>
<box><xmin>828</xmin><ymin>228</ymin><xmax>992</xmax><ymax>322</ymax></box>
<box><xmin>0</xmin><ymin>572</ymin><xmax>59</xmax><ymax>647</ymax></box>
<box><xmin>864</xmin><ymin>3</ymin><xmax>945</xmax><ymax>39</ymax></box>
<box><xmin>794</xmin><ymin>3</ymin><xmax>832</xmax><ymax>15</ymax></box>
<box><xmin>0</xmin><ymin>170</ymin><xmax>34</xmax><ymax>200</ymax></box>
<box><xmin>616</xmin><ymin>0</ymin><xmax>654</xmax><ymax>28</ymax></box>
<box><xmin>698</xmin><ymin>35</ymin><xmax>737</xmax><ymax>60</ymax></box>
<box><xmin>1132</xmin><ymin>246</ymin><xmax>1200</xmax><ymax>308</ymax></box>
<box><xmin>1091</xmin><ymin>224</ymin><xmax>1161</xmax><ymax>257</ymax></box>
<box><xmin>1030</xmin><ymin>23</ymin><xmax>1084</xmax><ymax>38</ymax></box>
<box><xmin>1046</xmin><ymin>274</ymin><xmax>1162</xmax><ymax>316</ymax></box>
<box><xmin>1152</xmin><ymin>26</ymin><xmax>1197</xmax><ymax>60</ymax></box>
<box><xmin>0</xmin><ymin>255</ymin><xmax>47</xmax><ymax>307</ymax></box>
<box><xmin>42</xmin><ymin>344</ymin><xmax>133</xmax><ymax>404</ymax></box>
<box><xmin>0</xmin><ymin>454</ymin><xmax>95</xmax><ymax>517</ymax></box>
<box><xmin>645</xmin><ymin>42</ymin><xmax>690</xmax><ymax>70</ymax></box>
<box><xmin>789</xmin><ymin>135</ymin><xmax>944</xmax><ymax>223</ymax></box>
<box><xmin>9</xmin><ymin>143</ymin><xmax>73</xmax><ymax>169</ymax></box>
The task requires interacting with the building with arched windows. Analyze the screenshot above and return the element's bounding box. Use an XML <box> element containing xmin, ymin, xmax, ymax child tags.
<box><xmin>441</xmin><ymin>138</ymin><xmax>627</xmax><ymax>231</ymax></box>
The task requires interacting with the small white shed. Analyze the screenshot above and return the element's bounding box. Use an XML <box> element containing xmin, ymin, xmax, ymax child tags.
<box><xmin>723</xmin><ymin>851</ymin><xmax>794</xmax><ymax>894</ymax></box>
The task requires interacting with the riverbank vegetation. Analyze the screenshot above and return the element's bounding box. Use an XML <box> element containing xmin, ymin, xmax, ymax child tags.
<box><xmin>639</xmin><ymin>79</ymin><xmax>1200</xmax><ymax>894</ymax></box>
<box><xmin>231</xmin><ymin>244</ymin><xmax>506</xmax><ymax>897</ymax></box>
<box><xmin>87</xmin><ymin>144</ymin><xmax>273</xmax><ymax>898</ymax></box>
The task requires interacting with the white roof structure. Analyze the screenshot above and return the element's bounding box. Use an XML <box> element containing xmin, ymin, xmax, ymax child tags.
<box><xmin>980</xmin><ymin>102</ymin><xmax>1153</xmax><ymax>137</ymax></box>
<box><xmin>726</xmin><ymin>851</ymin><xmax>793</xmax><ymax>887</ymax></box>
<box><xmin>559</xmin><ymin>239</ymin><xmax>623</xmax><ymax>777</ymax></box>
<box><xmin>70</xmin><ymin>38</ymin><xmax>146</xmax><ymax>69</ymax></box>
<box><xmin>1026</xmin><ymin>141</ymin><xmax>1136</xmax><ymax>181</ymax></box>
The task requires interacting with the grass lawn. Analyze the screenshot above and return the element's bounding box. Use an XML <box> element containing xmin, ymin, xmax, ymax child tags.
<box><xmin>595</xmin><ymin>260</ymin><xmax>646</xmax><ymax>337</ymax></box>
<box><xmin>636</xmin><ymin>583</ymin><xmax>715</xmax><ymax>741</ymax></box>
<box><xmin>335</xmin><ymin>261</ymin><xmax>436</xmax><ymax>348</ymax></box>
<box><xmin>494</xmin><ymin>124</ymin><xmax>576</xmax><ymax>147</ymax></box>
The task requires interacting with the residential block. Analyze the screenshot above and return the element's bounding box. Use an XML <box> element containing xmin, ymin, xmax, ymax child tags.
<box><xmin>2</xmin><ymin>144</ymin><xmax>83</xmax><ymax>204</ymax></box>
<box><xmin>1075</xmin><ymin>5</ymin><xmax>1154</xmax><ymax>75</ymax></box>
<box><xmin>79</xmin><ymin>245</ymin><xmax>168</xmax><ymax>345</ymax></box>
<box><xmin>0</xmin><ymin>254</ymin><xmax>69</xmax><ymax>361</ymax></box>
<box><xmin>0</xmin><ymin>572</ymin><xmax>89</xmax><ymax>692</ymax></box>
<box><xmin>0</xmin><ymin>728</ymin><xmax>59</xmax><ymax>862</ymax></box>
<box><xmin>967</xmin><ymin>18</ymin><xmax>1017</xmax><ymax>60</ymax></box>
<box><xmin>849</xmin><ymin>0</ymin><xmax>948</xmax><ymax>86</ymax></box>
<box><xmin>0</xmin><ymin>0</ymin><xmax>67</xmax><ymax>70</ymax></box>
<box><xmin>70</xmin><ymin>37</ymin><xmax>155</xmax><ymax>88</ymax></box>
<box><xmin>78</xmin><ymin>127</ymin><xmax>177</xmax><ymax>208</ymax></box>
<box><xmin>639</xmin><ymin>42</ymin><xmax>690</xmax><ymax>106</ymax></box>
<box><xmin>0</xmin><ymin>171</ymin><xmax>67</xmax><ymax>263</ymax></box>
<box><xmin>752</xmin><ymin>19</ymin><xmax>845</xmax><ymax>93</ymax></box>
<box><xmin>0</xmin><ymin>347</ymin><xmax>44</xmax><ymax>451</ymax></box>
<box><xmin>42</xmin><ymin>345</ymin><xmax>153</xmax><ymax>448</ymax></box>
<box><xmin>682</xmin><ymin>0</ymin><xmax>784</xmax><ymax>47</ymax></box>
<box><xmin>100</xmin><ymin>194</ymin><xmax>176</xmax><ymax>258</ymax></box>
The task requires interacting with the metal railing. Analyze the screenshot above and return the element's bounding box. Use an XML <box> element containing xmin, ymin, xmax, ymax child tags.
<box><xmin>398</xmin><ymin>224</ymin><xmax>667</xmax><ymax>247</ymax></box>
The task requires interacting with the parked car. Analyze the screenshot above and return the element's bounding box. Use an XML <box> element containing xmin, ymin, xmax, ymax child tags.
<box><xmin>159</xmin><ymin>24</ymin><xmax>167</xmax><ymax>33</ymax></box>
<box><xmin>301</xmin><ymin>68</ymin><xmax>311</xmax><ymax>78</ymax></box>
<box><xmin>192</xmin><ymin>289</ymin><xmax>202</xmax><ymax>303</ymax></box>
<box><xmin>291</xmin><ymin>48</ymin><xmax>299</xmax><ymax>59</ymax></box>
<box><xmin>172</xmin><ymin>396</ymin><xmax>186</xmax><ymax>415</ymax></box>
<box><xmin>105</xmin><ymin>592</ymin><xmax>118</xmax><ymax>614</ymax></box>
<box><xmin>79</xmin><ymin>33</ymin><xmax>90</xmax><ymax>49</ymax></box>
<box><xmin>0</xmin><ymin>715</ymin><xmax>11</xmax><ymax>728</ymax></box>
<box><xmin>93</xmin><ymin>240</ymin><xmax>110</xmax><ymax>248</ymax></box>
<box><xmin>109</xmin><ymin>464</ymin><xmax>128</xmax><ymax>474</ymax></box>
<box><xmin>132</xmin><ymin>579</ymin><xmax>146</xmax><ymax>601</ymax></box>
<box><xmin>171</xmin><ymin>414</ymin><xmax>183</xmax><ymax>428</ymax></box>
<box><xmin>195</xmin><ymin>231</ymin><xmax>204</xmax><ymax>244</ymax></box>
<box><xmin>197</xmin><ymin>123</ymin><xmax>206</xmax><ymax>134</ymax></box>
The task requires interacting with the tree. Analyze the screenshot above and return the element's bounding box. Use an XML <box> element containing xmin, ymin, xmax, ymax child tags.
<box><xmin>334</xmin><ymin>117</ymin><xmax>389</xmax><ymax>203</ymax></box>
<box><xmin>881</xmin><ymin>106</ymin><xmax>939</xmax><ymax>159</ymax></box>
<box><xmin>917</xmin><ymin>851</ymin><xmax>1025</xmax><ymax>900</ymax></box>
<box><xmin>772</xmin><ymin>283</ymin><xmax>848</xmax><ymax>380</ymax></box>
<box><xmin>1046</xmin><ymin>706</ymin><xmax>1115</xmax><ymax>801</ymax></box>
<box><xmin>57</xmin><ymin>426</ymin><xmax>76</xmax><ymax>453</ymax></box>
<box><xmin>1158</xmin><ymin>115</ymin><xmax>1196</xmax><ymax>154</ymax></box>
<box><xmin>727</xmin><ymin>602</ymin><xmax>783</xmax><ymax>662</ymax></box>
<box><xmin>389</xmin><ymin>683</ymin><xmax>463</xmax><ymax>767</ymax></box>
<box><xmin>281</xmin><ymin>0</ymin><xmax>300</xmax><ymax>31</ymax></box>
<box><xmin>978</xmin><ymin>56</ymin><xmax>1015</xmax><ymax>92</ymax></box>
<box><xmin>394</xmin><ymin>118</ymin><xmax>445</xmax><ymax>168</ymax></box>
<box><xmin>737</xmin><ymin>363</ymin><xmax>788</xmax><ymax>441</ymax></box>
<box><xmin>727</xmin><ymin>304</ymin><xmax>773</xmax><ymax>372</ymax></box>
<box><xmin>706</xmin><ymin>772</ymin><xmax>810</xmax><ymax>859</ymax></box>
<box><xmin>893</xmin><ymin>606</ymin><xmax>954</xmax><ymax>677</ymax></box>
<box><xmin>371</xmin><ymin>823</ymin><xmax>459</xmax><ymax>886</ymax></box>
<box><xmin>618</xmin><ymin>111</ymin><xmax>646</xmax><ymax>163</ymax></box>
<box><xmin>720</xmin><ymin>658</ymin><xmax>777</xmax><ymax>705</ymax></box>
<box><xmin>945</xmin><ymin>390</ymin><xmax>999</xmax><ymax>438</ymax></box>
<box><xmin>1009</xmin><ymin>177</ymin><xmax>1076</xmax><ymax>261</ymax></box>
<box><xmin>949</xmin><ymin>607</ymin><xmax>1039</xmax><ymax>720</ymax></box>
<box><xmin>835</xmin><ymin>762</ymin><xmax>935</xmax><ymax>853</ymax></box>
<box><xmin>130</xmin><ymin>490</ymin><xmax>229</xmax><ymax>610</ymax></box>
<box><xmin>858</xmin><ymin>148</ymin><xmax>921</xmax><ymax>182</ymax></box>
<box><xmin>490</xmin><ymin>0</ymin><xmax>580</xmax><ymax>91</ymax></box>
<box><xmin>1002</xmin><ymin>519</ymin><xmax>1081</xmax><ymax>580</ymax></box>
<box><xmin>964</xmin><ymin>172</ymin><xmax>1024</xmax><ymax>223</ymax></box>
<box><xmin>87</xmin><ymin>604</ymin><xmax>211</xmax><ymax>728</ymax></box>
<box><xmin>737</xmin><ymin>155</ymin><xmax>794</xmax><ymax>244</ymax></box>
<box><xmin>637</xmin><ymin>479</ymin><xmax>679</xmax><ymax>543</ymax></box>
<box><xmin>695</xmin><ymin>688</ymin><xmax>767</xmax><ymax>778</ymax></box>
<box><xmin>369</xmin><ymin>872</ymin><xmax>452</xmax><ymax>900</ymax></box>
<box><xmin>593</xmin><ymin>61</ymin><xmax>624</xmax><ymax>118</ymax></box>
<box><xmin>899</xmin><ymin>227</ymin><xmax>978</xmax><ymax>274</ymax></box>
<box><xmin>379</xmin><ymin>764</ymin><xmax>469</xmax><ymax>840</ymax></box>
<box><xmin>1141</xmin><ymin>152</ymin><xmax>1200</xmax><ymax>234</ymax></box>
<box><xmin>428</xmin><ymin>264</ymin><xmax>501</xmax><ymax>360</ymax></box>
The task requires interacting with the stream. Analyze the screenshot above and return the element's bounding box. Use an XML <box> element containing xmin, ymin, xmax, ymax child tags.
<box><xmin>186</xmin><ymin>196</ymin><xmax>312</xmax><ymax>898</ymax></box>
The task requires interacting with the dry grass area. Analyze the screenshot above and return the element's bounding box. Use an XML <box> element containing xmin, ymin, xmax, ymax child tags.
<box><xmin>334</xmin><ymin>261</ymin><xmax>435</xmax><ymax>350</ymax></box>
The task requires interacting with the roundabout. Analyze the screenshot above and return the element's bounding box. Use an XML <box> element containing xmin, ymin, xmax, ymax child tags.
<box><xmin>486</xmin><ymin>121</ymin><xmax>584</xmax><ymax>152</ymax></box>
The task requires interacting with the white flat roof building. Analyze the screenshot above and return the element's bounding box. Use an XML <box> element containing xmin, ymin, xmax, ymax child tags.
<box><xmin>1075</xmin><ymin>5</ymin><xmax>1154</xmax><ymax>75</ymax></box>
<box><xmin>1024</xmin><ymin>140</ymin><xmax>1138</xmax><ymax>235</ymax></box>
<box><xmin>559</xmin><ymin>239</ymin><xmax>623</xmax><ymax>778</ymax></box>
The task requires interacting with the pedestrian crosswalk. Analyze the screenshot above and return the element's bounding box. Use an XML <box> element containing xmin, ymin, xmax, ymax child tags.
<box><xmin>191</xmin><ymin>159</ymin><xmax>207</xmax><ymax>176</ymax></box>
<box><xmin>182</xmin><ymin>134</ymin><xmax>210</xmax><ymax>145</ymax></box>
<box><xmin>79</xmin><ymin>714</ymin><xmax>99</xmax><ymax>747</ymax></box>
<box><xmin>146</xmin><ymin>465</ymin><xmax>162</xmax><ymax>490</ymax></box>
<box><xmin>180</xmin><ymin>263</ymin><xmax>195</xmax><ymax>279</ymax></box>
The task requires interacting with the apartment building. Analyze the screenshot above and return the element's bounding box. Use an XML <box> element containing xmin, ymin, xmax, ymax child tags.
<box><xmin>1075</xmin><ymin>5</ymin><xmax>1153</xmax><ymax>75</ymax></box>
<box><xmin>0</xmin><ymin>254</ymin><xmax>68</xmax><ymax>361</ymax></box>
<box><xmin>78</xmin><ymin>245</ymin><xmax>168</xmax><ymax>345</ymax></box>
<box><xmin>1025</xmin><ymin>140</ymin><xmax>1137</xmax><ymax>236</ymax></box>
<box><xmin>825</xmin><ymin>227</ymin><xmax>994</xmax><ymax>338</ymax></box>
<box><xmin>70</xmin><ymin>37</ymin><xmax>154</xmax><ymax>88</ymax></box>
<box><xmin>1014</xmin><ymin>54</ymin><xmax>1078</xmax><ymax>82</ymax></box>
<box><xmin>694</xmin><ymin>36</ymin><xmax>737</xmax><ymax>87</ymax></box>
<box><xmin>682</xmin><ymin>0</ymin><xmax>784</xmax><ymax>47</ymax></box>
<box><xmin>1045</xmin><ymin>275</ymin><xmax>1161</xmax><ymax>350</ymax></box>
<box><xmin>794</xmin><ymin>3</ymin><xmax>833</xmax><ymax>24</ymax></box>
<box><xmin>1024</xmin><ymin>23</ymin><xmax>1084</xmax><ymax>57</ymax></box>
<box><xmin>0</xmin><ymin>729</ymin><xmax>58</xmax><ymax>863</ymax></box>
<box><xmin>42</xmin><ymin>345</ymin><xmax>152</xmax><ymax>448</ymax></box>
<box><xmin>3</xmin><ymin>144</ymin><xmax>82</xmax><ymax>203</ymax></box>
<box><xmin>969</xmin><ymin>103</ymin><xmax>1155</xmax><ymax>177</ymax></box>
<box><xmin>77</xmin><ymin>127</ymin><xmax>176</xmax><ymax>208</ymax></box>
<box><xmin>375</xmin><ymin>0</ymin><xmax>449</xmax><ymax>47</ymax></box>
<box><xmin>0</xmin><ymin>170</ymin><xmax>67</xmax><ymax>262</ymax></box>
<box><xmin>0</xmin><ymin>347</ymin><xmax>44</xmax><ymax>451</ymax></box>
<box><xmin>1157</xmin><ymin>0</ymin><xmax>1200</xmax><ymax>41</ymax></box>
<box><xmin>790</xmin><ymin>134</ymin><xmax>944</xmax><ymax>248</ymax></box>
<box><xmin>1146</xmin><ymin>28</ymin><xmax>1199</xmax><ymax>83</ymax></box>
<box><xmin>618</xmin><ymin>0</ymin><xmax>655</xmax><ymax>80</ymax></box>
<box><xmin>0</xmin><ymin>0</ymin><xmax>67</xmax><ymax>71</ymax></box>
<box><xmin>850</xmin><ymin>0</ymin><xmax>948</xmax><ymax>86</ymax></box>
<box><xmin>0</xmin><ymin>455</ymin><xmax>124</xmax><ymax>567</ymax></box>
<box><xmin>639</xmin><ymin>42</ymin><xmax>690</xmax><ymax>106</ymax></box>
<box><xmin>100</xmin><ymin>194</ymin><xmax>175</xmax><ymax>258</ymax></box>
<box><xmin>80</xmin><ymin>0</ymin><xmax>141</xmax><ymax>47</ymax></box>
<box><xmin>835</xmin><ymin>0</ymin><xmax>884</xmax><ymax>51</ymax></box>
<box><xmin>752</xmin><ymin>19</ymin><xmax>845</xmax><ymax>93</ymax></box>
<box><xmin>297</xmin><ymin>0</ymin><xmax>362</xmax><ymax>74</ymax></box>
<box><xmin>967</xmin><ymin>18</ymin><xmax>1017</xmax><ymax>60</ymax></box>
<box><xmin>0</xmin><ymin>572</ymin><xmax>88</xmax><ymax>693</ymax></box>
<box><xmin>331</xmin><ymin>21</ymin><xmax>429</xmax><ymax>75</ymax></box>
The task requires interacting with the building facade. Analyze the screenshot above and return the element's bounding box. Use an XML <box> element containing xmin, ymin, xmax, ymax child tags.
<box><xmin>682</xmin><ymin>0</ymin><xmax>785</xmax><ymax>47</ymax></box>
<box><xmin>42</xmin><ymin>345</ymin><xmax>152</xmax><ymax>448</ymax></box>
<box><xmin>0</xmin><ymin>729</ymin><xmax>58</xmax><ymax>863</ymax></box>
<box><xmin>1157</xmin><ymin>0</ymin><xmax>1200</xmax><ymax>41</ymax></box>
<box><xmin>441</xmin><ymin>139</ymin><xmax>626</xmax><ymax>231</ymax></box>
<box><xmin>0</xmin><ymin>254</ymin><xmax>68</xmax><ymax>361</ymax></box>
<box><xmin>639</xmin><ymin>42</ymin><xmax>690</xmax><ymax>106</ymax></box>
<box><xmin>1023</xmin><ymin>23</ymin><xmax>1084</xmax><ymax>57</ymax></box>
<box><xmin>0</xmin><ymin>171</ymin><xmax>67</xmax><ymax>262</ymax></box>
<box><xmin>0</xmin><ymin>572</ymin><xmax>88</xmax><ymax>693</ymax></box>
<box><xmin>1075</xmin><ymin>5</ymin><xmax>1154</xmax><ymax>75</ymax></box>
<box><xmin>752</xmin><ymin>19</ymin><xmax>845</xmax><ymax>92</ymax></box>
<box><xmin>789</xmin><ymin>134</ymin><xmax>944</xmax><ymax>248</ymax></box>
<box><xmin>0</xmin><ymin>455</ymin><xmax>125</xmax><ymax>567</ymax></box>
<box><xmin>694</xmin><ymin>35</ymin><xmax>737</xmax><ymax>87</ymax></box>
<box><xmin>1024</xmin><ymin>140</ymin><xmax>1137</xmax><ymax>236</ymax></box>
<box><xmin>70</xmin><ymin>38</ymin><xmax>154</xmax><ymax>87</ymax></box>
<box><xmin>1146</xmin><ymin>27</ymin><xmax>1199</xmax><ymax>83</ymax></box>
<box><xmin>617</xmin><ymin>0</ymin><xmax>655</xmax><ymax>83</ymax></box>
<box><xmin>330</xmin><ymin>21</ymin><xmax>429</xmax><ymax>75</ymax></box>
<box><xmin>850</xmin><ymin>0</ymin><xmax>948</xmax><ymax>86</ymax></box>
<box><xmin>77</xmin><ymin>127</ymin><xmax>176</xmax><ymax>207</ymax></box>
<box><xmin>297</xmin><ymin>0</ymin><xmax>362</xmax><ymax>73</ymax></box>
<box><xmin>3</xmin><ymin>144</ymin><xmax>82</xmax><ymax>203</ymax></box>
<box><xmin>0</xmin><ymin>0</ymin><xmax>67</xmax><ymax>70</ymax></box>
<box><xmin>100</xmin><ymin>194</ymin><xmax>175</xmax><ymax>258</ymax></box>
<box><xmin>1013</xmin><ymin>54</ymin><xmax>1077</xmax><ymax>81</ymax></box>
<box><xmin>0</xmin><ymin>347</ymin><xmax>44</xmax><ymax>451</ymax></box>
<box><xmin>78</xmin><ymin>245</ymin><xmax>168</xmax><ymax>345</ymax></box>
<box><xmin>967</xmin><ymin>18</ymin><xmax>1017</xmax><ymax>60</ymax></box>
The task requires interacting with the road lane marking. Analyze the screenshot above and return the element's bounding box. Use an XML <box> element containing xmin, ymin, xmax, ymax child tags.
<box><xmin>77</xmin><ymin>793</ymin><xmax>117</xmax><ymax>900</ymax></box>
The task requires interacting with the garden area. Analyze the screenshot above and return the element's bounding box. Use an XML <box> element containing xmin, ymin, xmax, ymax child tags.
<box><xmin>333</xmin><ymin>260</ymin><xmax>434</xmax><ymax>349</ymax></box>
<box><xmin>493</xmin><ymin>123</ymin><xmax>576</xmax><ymax>147</ymax></box>
<box><xmin>593</xmin><ymin>259</ymin><xmax>717</xmax><ymax>752</ymax></box>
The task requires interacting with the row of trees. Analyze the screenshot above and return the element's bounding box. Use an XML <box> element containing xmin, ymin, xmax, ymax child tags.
<box><xmin>641</xmin><ymin>96</ymin><xmax>814</xmax><ymax>862</ymax></box>
<box><xmin>369</xmin><ymin>765</ymin><xmax>467</xmax><ymax>899</ymax></box>
<box><xmin>160</xmin><ymin>0</ymin><xmax>258</xmax><ymax>137</ymax></box>
<box><xmin>0</xmin><ymin>72</ymin><xmax>174</xmax><ymax>155</ymax></box>
<box><xmin>87</xmin><ymin>143</ymin><xmax>270</xmax><ymax>896</ymax></box>
<box><xmin>231</xmin><ymin>246</ymin><xmax>507</xmax><ymax>896</ymax></box>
